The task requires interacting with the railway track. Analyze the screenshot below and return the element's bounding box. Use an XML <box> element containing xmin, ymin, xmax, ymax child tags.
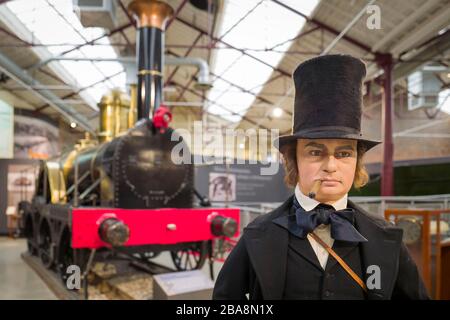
<box><xmin>21</xmin><ymin>252</ymin><xmax>176</xmax><ymax>300</ymax></box>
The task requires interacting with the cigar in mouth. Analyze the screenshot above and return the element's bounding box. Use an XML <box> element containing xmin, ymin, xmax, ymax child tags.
<box><xmin>308</xmin><ymin>180</ymin><xmax>321</xmax><ymax>199</ymax></box>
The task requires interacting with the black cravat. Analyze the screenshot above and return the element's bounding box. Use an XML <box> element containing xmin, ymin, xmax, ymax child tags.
<box><xmin>293</xmin><ymin>197</ymin><xmax>367</xmax><ymax>242</ymax></box>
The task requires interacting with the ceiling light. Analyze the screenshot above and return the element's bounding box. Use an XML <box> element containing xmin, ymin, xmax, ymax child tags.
<box><xmin>272</xmin><ymin>107</ymin><xmax>283</xmax><ymax>118</ymax></box>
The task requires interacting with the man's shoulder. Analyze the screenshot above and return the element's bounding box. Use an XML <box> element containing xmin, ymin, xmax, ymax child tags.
<box><xmin>244</xmin><ymin>195</ymin><xmax>294</xmax><ymax>231</ymax></box>
<box><xmin>349</xmin><ymin>200</ymin><xmax>398</xmax><ymax>229</ymax></box>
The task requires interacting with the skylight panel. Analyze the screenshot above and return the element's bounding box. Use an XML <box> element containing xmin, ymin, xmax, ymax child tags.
<box><xmin>219</xmin><ymin>55</ymin><xmax>274</xmax><ymax>91</ymax></box>
<box><xmin>87</xmin><ymin>83</ymin><xmax>110</xmax><ymax>103</ymax></box>
<box><xmin>208</xmin><ymin>104</ymin><xmax>230</xmax><ymax>116</ymax></box>
<box><xmin>217</xmin><ymin>91</ymin><xmax>256</xmax><ymax>115</ymax></box>
<box><xmin>208</xmin><ymin>102</ymin><xmax>243</xmax><ymax>124</ymax></box>
<box><xmin>94</xmin><ymin>62</ymin><xmax>124</xmax><ymax>78</ymax></box>
<box><xmin>60</xmin><ymin>60</ymin><xmax>106</xmax><ymax>85</ymax></box>
<box><xmin>207</xmin><ymin>78</ymin><xmax>232</xmax><ymax>102</ymax></box>
<box><xmin>6</xmin><ymin>0</ymin><xmax>48</xmax><ymax>17</ymax></box>
<box><xmin>209</xmin><ymin>0</ymin><xmax>319</xmax><ymax>122</ymax></box>
<box><xmin>48</xmin><ymin>0</ymin><xmax>85</xmax><ymax>32</ymax></box>
<box><xmin>221</xmin><ymin>114</ymin><xmax>243</xmax><ymax>123</ymax></box>
<box><xmin>440</xmin><ymin>89</ymin><xmax>450</xmax><ymax>114</ymax></box>
<box><xmin>7</xmin><ymin>0</ymin><xmax>126</xmax><ymax>106</ymax></box>
<box><xmin>109</xmin><ymin>72</ymin><xmax>126</xmax><ymax>88</ymax></box>
<box><xmin>218</xmin><ymin>0</ymin><xmax>264</xmax><ymax>37</ymax></box>
<box><xmin>211</xmin><ymin>50</ymin><xmax>243</xmax><ymax>76</ymax></box>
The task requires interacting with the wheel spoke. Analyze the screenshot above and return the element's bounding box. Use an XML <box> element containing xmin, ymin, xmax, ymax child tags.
<box><xmin>171</xmin><ymin>242</ymin><xmax>207</xmax><ymax>271</ymax></box>
<box><xmin>187</xmin><ymin>252</ymin><xmax>193</xmax><ymax>269</ymax></box>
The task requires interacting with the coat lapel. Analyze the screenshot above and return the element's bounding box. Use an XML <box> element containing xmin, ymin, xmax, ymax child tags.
<box><xmin>349</xmin><ymin>200</ymin><xmax>403</xmax><ymax>300</ymax></box>
<box><xmin>325</xmin><ymin>240</ymin><xmax>359</xmax><ymax>271</ymax></box>
<box><xmin>289</xmin><ymin>235</ymin><xmax>323</xmax><ymax>271</ymax></box>
<box><xmin>271</xmin><ymin>205</ymin><xmax>323</xmax><ymax>271</ymax></box>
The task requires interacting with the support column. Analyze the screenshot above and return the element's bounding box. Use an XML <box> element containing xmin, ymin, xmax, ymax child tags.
<box><xmin>377</xmin><ymin>53</ymin><xmax>394</xmax><ymax>196</ymax></box>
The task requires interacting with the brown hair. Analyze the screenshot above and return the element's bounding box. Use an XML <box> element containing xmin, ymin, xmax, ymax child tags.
<box><xmin>280</xmin><ymin>141</ymin><xmax>369</xmax><ymax>189</ymax></box>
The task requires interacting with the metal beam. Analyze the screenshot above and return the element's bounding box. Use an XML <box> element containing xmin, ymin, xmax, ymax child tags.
<box><xmin>175</xmin><ymin>75</ymin><xmax>195</xmax><ymax>102</ymax></box>
<box><xmin>166</xmin><ymin>0</ymin><xmax>189</xmax><ymax>29</ymax></box>
<box><xmin>117</xmin><ymin>0</ymin><xmax>136</xmax><ymax>28</ymax></box>
<box><xmin>280</xmin><ymin>32</ymin><xmax>450</xmax><ymax>136</ymax></box>
<box><xmin>35</xmin><ymin>69</ymin><xmax>124</xmax><ymax>112</ymax></box>
<box><xmin>390</xmin><ymin>4</ymin><xmax>450</xmax><ymax>56</ymax></box>
<box><xmin>394</xmin><ymin>30</ymin><xmax>450</xmax><ymax>80</ymax></box>
<box><xmin>393</xmin><ymin>117</ymin><xmax>450</xmax><ymax>138</ymax></box>
<box><xmin>58</xmin><ymin>22</ymin><xmax>133</xmax><ymax>57</ymax></box>
<box><xmin>210</xmin><ymin>71</ymin><xmax>293</xmax><ymax>116</ymax></box>
<box><xmin>271</xmin><ymin>0</ymin><xmax>373</xmax><ymax>54</ymax></box>
<box><xmin>172</xmin><ymin>80</ymin><xmax>270</xmax><ymax>130</ymax></box>
<box><xmin>0</xmin><ymin>26</ymin><xmax>31</xmax><ymax>46</ymax></box>
<box><xmin>378</xmin><ymin>53</ymin><xmax>394</xmax><ymax>196</ymax></box>
<box><xmin>165</xmin><ymin>0</ymin><xmax>263</xmax><ymax>88</ymax></box>
<box><xmin>166</xmin><ymin>49</ymin><xmax>291</xmax><ymax>115</ymax></box>
<box><xmin>175</xmin><ymin>17</ymin><xmax>292</xmax><ymax>77</ymax></box>
<box><xmin>165</xmin><ymin>33</ymin><xmax>203</xmax><ymax>86</ymax></box>
<box><xmin>254</xmin><ymin>0</ymin><xmax>376</xmax><ymax>129</ymax></box>
<box><xmin>371</xmin><ymin>0</ymin><xmax>442</xmax><ymax>52</ymax></box>
<box><xmin>0</xmin><ymin>51</ymin><xmax>95</xmax><ymax>133</ymax></box>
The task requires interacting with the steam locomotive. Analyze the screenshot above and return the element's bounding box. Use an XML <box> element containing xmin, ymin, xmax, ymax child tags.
<box><xmin>19</xmin><ymin>0</ymin><xmax>239</xmax><ymax>285</ymax></box>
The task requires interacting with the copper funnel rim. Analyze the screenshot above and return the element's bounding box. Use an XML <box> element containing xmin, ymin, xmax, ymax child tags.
<box><xmin>128</xmin><ymin>0</ymin><xmax>174</xmax><ymax>30</ymax></box>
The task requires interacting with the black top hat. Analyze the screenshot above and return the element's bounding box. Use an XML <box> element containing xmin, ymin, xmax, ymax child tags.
<box><xmin>275</xmin><ymin>54</ymin><xmax>380</xmax><ymax>151</ymax></box>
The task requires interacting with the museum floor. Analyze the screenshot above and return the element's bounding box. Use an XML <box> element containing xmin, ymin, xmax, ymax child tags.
<box><xmin>0</xmin><ymin>237</ymin><xmax>56</xmax><ymax>299</ymax></box>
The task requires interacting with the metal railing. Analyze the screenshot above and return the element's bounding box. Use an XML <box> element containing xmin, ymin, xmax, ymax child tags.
<box><xmin>215</xmin><ymin>194</ymin><xmax>450</xmax><ymax>229</ymax></box>
<box><xmin>351</xmin><ymin>194</ymin><xmax>450</xmax><ymax>218</ymax></box>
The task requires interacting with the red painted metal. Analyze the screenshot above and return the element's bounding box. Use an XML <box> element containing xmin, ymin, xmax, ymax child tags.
<box><xmin>153</xmin><ymin>105</ymin><xmax>172</xmax><ymax>132</ymax></box>
<box><xmin>71</xmin><ymin>207</ymin><xmax>240</xmax><ymax>249</ymax></box>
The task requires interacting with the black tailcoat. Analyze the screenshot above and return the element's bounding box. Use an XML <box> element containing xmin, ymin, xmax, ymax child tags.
<box><xmin>213</xmin><ymin>195</ymin><xmax>429</xmax><ymax>300</ymax></box>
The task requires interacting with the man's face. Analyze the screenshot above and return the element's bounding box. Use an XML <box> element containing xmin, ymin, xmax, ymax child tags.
<box><xmin>296</xmin><ymin>139</ymin><xmax>357</xmax><ymax>203</ymax></box>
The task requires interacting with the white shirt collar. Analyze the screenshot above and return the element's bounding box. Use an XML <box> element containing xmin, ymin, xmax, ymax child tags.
<box><xmin>294</xmin><ymin>184</ymin><xmax>348</xmax><ymax>211</ymax></box>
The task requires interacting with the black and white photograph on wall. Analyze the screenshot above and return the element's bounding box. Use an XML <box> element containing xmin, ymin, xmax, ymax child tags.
<box><xmin>209</xmin><ymin>173</ymin><xmax>236</xmax><ymax>202</ymax></box>
<box><xmin>14</xmin><ymin>115</ymin><xmax>59</xmax><ymax>159</ymax></box>
<box><xmin>5</xmin><ymin>164</ymin><xmax>38</xmax><ymax>237</ymax></box>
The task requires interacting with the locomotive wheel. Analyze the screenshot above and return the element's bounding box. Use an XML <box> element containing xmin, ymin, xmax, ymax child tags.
<box><xmin>57</xmin><ymin>229</ymin><xmax>75</xmax><ymax>286</ymax></box>
<box><xmin>27</xmin><ymin>238</ymin><xmax>37</xmax><ymax>256</ymax></box>
<box><xmin>24</xmin><ymin>216</ymin><xmax>37</xmax><ymax>256</ymax></box>
<box><xmin>170</xmin><ymin>241</ymin><xmax>208</xmax><ymax>271</ymax></box>
<box><xmin>38</xmin><ymin>221</ymin><xmax>53</xmax><ymax>269</ymax></box>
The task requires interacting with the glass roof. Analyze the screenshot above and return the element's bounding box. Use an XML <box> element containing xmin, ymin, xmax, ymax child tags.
<box><xmin>7</xmin><ymin>0</ymin><xmax>126</xmax><ymax>107</ymax></box>
<box><xmin>440</xmin><ymin>89</ymin><xmax>450</xmax><ymax>114</ymax></box>
<box><xmin>207</xmin><ymin>0</ymin><xmax>319</xmax><ymax>123</ymax></box>
<box><xmin>5</xmin><ymin>0</ymin><xmax>320</xmax><ymax>123</ymax></box>
<box><xmin>4</xmin><ymin>0</ymin><xmax>449</xmax><ymax>124</ymax></box>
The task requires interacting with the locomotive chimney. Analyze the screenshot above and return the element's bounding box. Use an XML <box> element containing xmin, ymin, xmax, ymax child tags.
<box><xmin>128</xmin><ymin>0</ymin><xmax>173</xmax><ymax>121</ymax></box>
